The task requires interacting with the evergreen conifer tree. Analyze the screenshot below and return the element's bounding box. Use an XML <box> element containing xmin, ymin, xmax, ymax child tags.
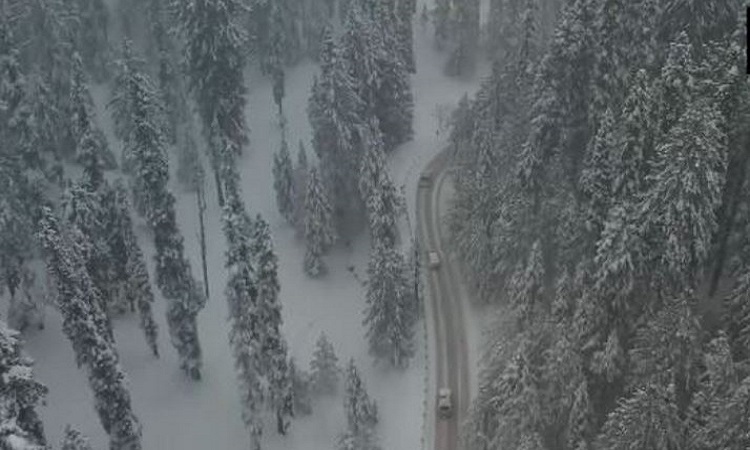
<box><xmin>579</xmin><ymin>107</ymin><xmax>615</xmax><ymax>239</ymax></box>
<box><xmin>249</xmin><ymin>215</ymin><xmax>293</xmax><ymax>434</ymax></box>
<box><xmin>110</xmin><ymin>51</ymin><xmax>205</xmax><ymax>379</ymax></box>
<box><xmin>364</xmin><ymin>244</ymin><xmax>415</xmax><ymax>367</ymax></box>
<box><xmin>610</xmin><ymin>69</ymin><xmax>658</xmax><ymax>202</ymax></box>
<box><xmin>395</xmin><ymin>0</ymin><xmax>416</xmax><ymax>73</ymax></box>
<box><xmin>293</xmin><ymin>141</ymin><xmax>310</xmax><ymax>233</ymax></box>
<box><xmin>39</xmin><ymin>209</ymin><xmax>142</xmax><ymax>450</ymax></box>
<box><xmin>508</xmin><ymin>240</ymin><xmax>545</xmax><ymax>326</ymax></box>
<box><xmin>0</xmin><ymin>18</ymin><xmax>37</xmax><ymax>320</ymax></box>
<box><xmin>343</xmin><ymin>359</ymin><xmax>378</xmax><ymax>436</ymax></box>
<box><xmin>174</xmin><ymin>0</ymin><xmax>248</xmax><ymax>206</ymax></box>
<box><xmin>222</xmin><ymin>197</ymin><xmax>264</xmax><ymax>450</ymax></box>
<box><xmin>308</xmin><ymin>27</ymin><xmax>366</xmax><ymax>224</ymax></box>
<box><xmin>358</xmin><ymin>122</ymin><xmax>405</xmax><ymax>248</ymax></box>
<box><xmin>304</xmin><ymin>167</ymin><xmax>335</xmax><ymax>276</ymax></box>
<box><xmin>0</xmin><ymin>321</ymin><xmax>47</xmax><ymax>449</ymax></box>
<box><xmin>273</xmin><ymin>136</ymin><xmax>296</xmax><ymax>224</ymax></box>
<box><xmin>105</xmin><ymin>180</ymin><xmax>159</xmax><ymax>356</ymax></box>
<box><xmin>310</xmin><ymin>332</ymin><xmax>340</xmax><ymax>394</ymax></box>
<box><xmin>124</xmin><ymin>235</ymin><xmax>159</xmax><ymax>358</ymax></box>
<box><xmin>342</xmin><ymin>0</ymin><xmax>414</xmax><ymax>150</ymax></box>
<box><xmin>642</xmin><ymin>100</ymin><xmax>727</xmax><ymax>293</ymax></box>
<box><xmin>60</xmin><ymin>425</ymin><xmax>93</xmax><ymax>450</ymax></box>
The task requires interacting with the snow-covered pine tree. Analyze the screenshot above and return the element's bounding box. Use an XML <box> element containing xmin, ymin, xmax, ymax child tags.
<box><xmin>340</xmin><ymin>0</ymin><xmax>384</xmax><ymax>116</ymax></box>
<box><xmin>38</xmin><ymin>208</ymin><xmax>142</xmax><ymax>450</ymax></box>
<box><xmin>153</xmin><ymin>195</ymin><xmax>206</xmax><ymax>379</ymax></box>
<box><xmin>688</xmin><ymin>334</ymin><xmax>750</xmax><ymax>450</ymax></box>
<box><xmin>347</xmin><ymin>0</ymin><xmax>414</xmax><ymax>150</ymax></box>
<box><xmin>657</xmin><ymin>0</ymin><xmax>736</xmax><ymax>50</ymax></box>
<box><xmin>109</xmin><ymin>41</ymin><xmax>139</xmax><ymax>145</ymax></box>
<box><xmin>174</xmin><ymin>0</ymin><xmax>248</xmax><ymax>206</ymax></box>
<box><xmin>273</xmin><ymin>136</ymin><xmax>296</xmax><ymax>224</ymax></box>
<box><xmin>222</xmin><ymin>196</ymin><xmax>264</xmax><ymax>450</ymax></box>
<box><xmin>508</xmin><ymin>239</ymin><xmax>545</xmax><ymax>326</ymax></box>
<box><xmin>256</xmin><ymin>0</ymin><xmax>285</xmax><ymax>115</ymax></box>
<box><xmin>610</xmin><ymin>69</ymin><xmax>658</xmax><ymax>202</ymax></box>
<box><xmin>629</xmin><ymin>295</ymin><xmax>702</xmax><ymax>393</ymax></box>
<box><xmin>109</xmin><ymin>45</ymin><xmax>169</xmax><ymax>220</ymax></box>
<box><xmin>68</xmin><ymin>51</ymin><xmax>113</xmax><ymax>170</ymax></box>
<box><xmin>590</xmin><ymin>199</ymin><xmax>650</xmax><ymax>338</ymax></box>
<box><xmin>641</xmin><ymin>99</ymin><xmax>727</xmax><ymax>294</ymax></box>
<box><xmin>395</xmin><ymin>0</ymin><xmax>416</xmax><ymax>73</ymax></box>
<box><xmin>0</xmin><ymin>18</ymin><xmax>41</xmax><ymax>329</ymax></box>
<box><xmin>304</xmin><ymin>166</ymin><xmax>335</xmax><ymax>277</ymax></box>
<box><xmin>596</xmin><ymin>295</ymin><xmax>702</xmax><ymax>450</ymax></box>
<box><xmin>579</xmin><ymin>107</ymin><xmax>615</xmax><ymax>239</ymax></box>
<box><xmin>110</xmin><ymin>51</ymin><xmax>205</xmax><ymax>379</ymax></box>
<box><xmin>343</xmin><ymin>359</ymin><xmax>378</xmax><ymax>435</ymax></box>
<box><xmin>364</xmin><ymin>243</ymin><xmax>415</xmax><ymax>367</ymax></box>
<box><xmin>253</xmin><ymin>0</ymin><xmax>301</xmax><ymax>73</ymax></box>
<box><xmin>310</xmin><ymin>332</ymin><xmax>340</xmax><ymax>395</ymax></box>
<box><xmin>654</xmin><ymin>32</ymin><xmax>696</xmax><ymax>141</ymax></box>
<box><xmin>308</xmin><ymin>27</ymin><xmax>366</xmax><ymax>226</ymax></box>
<box><xmin>0</xmin><ymin>321</ymin><xmax>47</xmax><ymax>449</ymax></box>
<box><xmin>103</xmin><ymin>181</ymin><xmax>159</xmax><ymax>356</ymax></box>
<box><xmin>595</xmin><ymin>384</ymin><xmax>683</xmax><ymax>450</ymax></box>
<box><xmin>358</xmin><ymin>121</ymin><xmax>405</xmax><ymax>248</ymax></box>
<box><xmin>124</xmin><ymin>232</ymin><xmax>159</xmax><ymax>358</ymax></box>
<box><xmin>249</xmin><ymin>215</ymin><xmax>293</xmax><ymax>434</ymax></box>
<box><xmin>521</xmin><ymin>0</ymin><xmax>598</xmax><ymax>199</ymax></box>
<box><xmin>516</xmin><ymin>0</ymin><xmax>541</xmax><ymax>75</ymax></box>
<box><xmin>142</xmin><ymin>2</ymin><xmax>186</xmax><ymax>146</ymax></box>
<box><xmin>60</xmin><ymin>426</ymin><xmax>93</xmax><ymax>450</ymax></box>
<box><xmin>61</xmin><ymin>182</ymin><xmax>115</xmax><ymax>327</ymax></box>
<box><xmin>589</xmin><ymin>0</ymin><xmax>658</xmax><ymax>122</ymax></box>
<box><xmin>293</xmin><ymin>141</ymin><xmax>309</xmax><ymax>232</ymax></box>
<box><xmin>336</xmin><ymin>429</ymin><xmax>381</xmax><ymax>450</ymax></box>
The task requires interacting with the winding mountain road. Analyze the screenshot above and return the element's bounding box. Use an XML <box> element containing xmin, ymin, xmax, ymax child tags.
<box><xmin>417</xmin><ymin>151</ymin><xmax>471</xmax><ymax>450</ymax></box>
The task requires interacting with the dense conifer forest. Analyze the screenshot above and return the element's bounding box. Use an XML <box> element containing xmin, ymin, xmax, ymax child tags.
<box><xmin>450</xmin><ymin>1</ymin><xmax>750</xmax><ymax>449</ymax></box>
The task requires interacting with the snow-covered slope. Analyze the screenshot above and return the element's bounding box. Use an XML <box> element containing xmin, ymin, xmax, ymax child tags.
<box><xmin>16</xmin><ymin>3</ymin><xmax>488</xmax><ymax>449</ymax></box>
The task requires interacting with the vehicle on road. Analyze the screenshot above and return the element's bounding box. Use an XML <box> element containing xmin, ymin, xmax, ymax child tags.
<box><xmin>438</xmin><ymin>388</ymin><xmax>453</xmax><ymax>418</ymax></box>
<box><xmin>428</xmin><ymin>251</ymin><xmax>440</xmax><ymax>269</ymax></box>
<box><xmin>419</xmin><ymin>173</ymin><xmax>432</xmax><ymax>187</ymax></box>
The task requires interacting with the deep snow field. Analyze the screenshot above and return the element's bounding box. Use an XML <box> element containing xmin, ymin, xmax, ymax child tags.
<box><xmin>7</xmin><ymin>2</ymin><xmax>490</xmax><ymax>449</ymax></box>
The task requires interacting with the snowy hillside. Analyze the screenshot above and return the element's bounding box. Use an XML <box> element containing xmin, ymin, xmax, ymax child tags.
<box><xmin>11</xmin><ymin>3</ymin><xmax>488</xmax><ymax>449</ymax></box>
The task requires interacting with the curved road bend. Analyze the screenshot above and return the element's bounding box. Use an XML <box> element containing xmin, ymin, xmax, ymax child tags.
<box><xmin>417</xmin><ymin>151</ymin><xmax>471</xmax><ymax>450</ymax></box>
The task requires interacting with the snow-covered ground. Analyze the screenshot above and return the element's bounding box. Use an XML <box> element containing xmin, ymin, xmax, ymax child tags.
<box><xmin>9</xmin><ymin>2</ymin><xmax>489</xmax><ymax>449</ymax></box>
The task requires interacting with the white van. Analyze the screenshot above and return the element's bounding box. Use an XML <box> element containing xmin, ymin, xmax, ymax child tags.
<box><xmin>437</xmin><ymin>388</ymin><xmax>453</xmax><ymax>418</ymax></box>
<box><xmin>428</xmin><ymin>251</ymin><xmax>440</xmax><ymax>269</ymax></box>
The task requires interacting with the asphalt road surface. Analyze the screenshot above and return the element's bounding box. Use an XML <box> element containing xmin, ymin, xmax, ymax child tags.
<box><xmin>417</xmin><ymin>152</ymin><xmax>471</xmax><ymax>450</ymax></box>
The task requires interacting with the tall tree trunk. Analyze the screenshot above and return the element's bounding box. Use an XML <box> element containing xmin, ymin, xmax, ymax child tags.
<box><xmin>213</xmin><ymin>169</ymin><xmax>224</xmax><ymax>207</ymax></box>
<box><xmin>197</xmin><ymin>185</ymin><xmax>209</xmax><ymax>300</ymax></box>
